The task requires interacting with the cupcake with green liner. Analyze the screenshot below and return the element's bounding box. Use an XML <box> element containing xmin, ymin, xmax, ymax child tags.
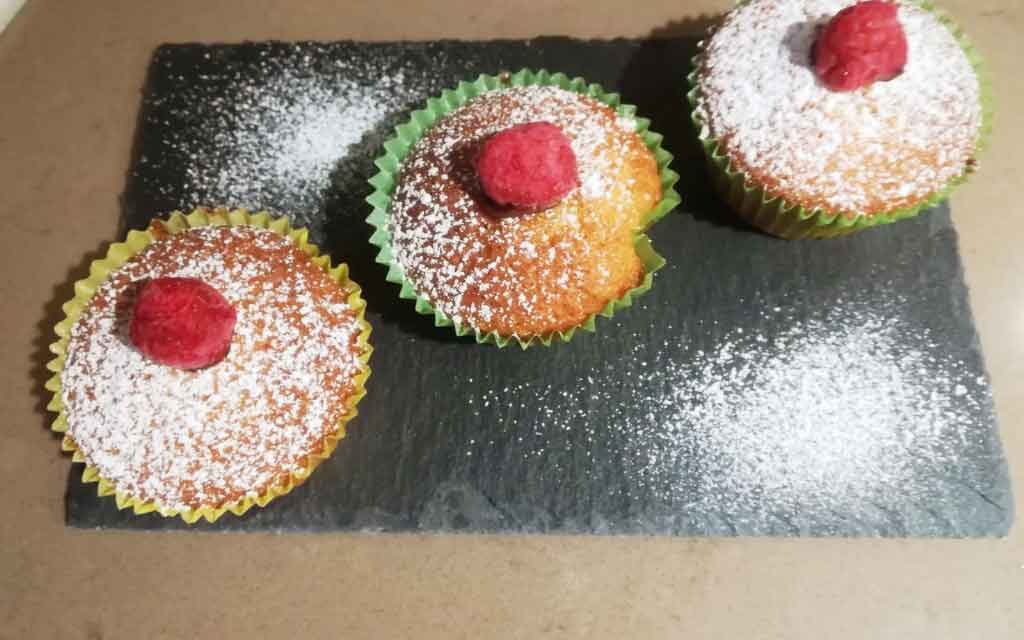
<box><xmin>367</xmin><ymin>69</ymin><xmax>680</xmax><ymax>348</ymax></box>
<box><xmin>688</xmin><ymin>0</ymin><xmax>990</xmax><ymax>239</ymax></box>
<box><xmin>45</xmin><ymin>208</ymin><xmax>372</xmax><ymax>523</ymax></box>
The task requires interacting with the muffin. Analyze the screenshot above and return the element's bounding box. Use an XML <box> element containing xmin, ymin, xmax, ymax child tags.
<box><xmin>367</xmin><ymin>70</ymin><xmax>680</xmax><ymax>347</ymax></box>
<box><xmin>46</xmin><ymin>209</ymin><xmax>372</xmax><ymax>522</ymax></box>
<box><xmin>689</xmin><ymin>0</ymin><xmax>988</xmax><ymax>239</ymax></box>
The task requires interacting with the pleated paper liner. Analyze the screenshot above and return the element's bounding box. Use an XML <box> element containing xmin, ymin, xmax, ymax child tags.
<box><xmin>687</xmin><ymin>0</ymin><xmax>992</xmax><ymax>240</ymax></box>
<box><xmin>366</xmin><ymin>68</ymin><xmax>681</xmax><ymax>348</ymax></box>
<box><xmin>44</xmin><ymin>207</ymin><xmax>373</xmax><ymax>523</ymax></box>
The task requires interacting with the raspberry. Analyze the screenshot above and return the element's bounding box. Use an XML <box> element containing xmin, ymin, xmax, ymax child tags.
<box><xmin>476</xmin><ymin>121</ymin><xmax>579</xmax><ymax>212</ymax></box>
<box><xmin>814</xmin><ymin>1</ymin><xmax>908</xmax><ymax>92</ymax></box>
<box><xmin>129</xmin><ymin>277</ymin><xmax>237</xmax><ymax>370</ymax></box>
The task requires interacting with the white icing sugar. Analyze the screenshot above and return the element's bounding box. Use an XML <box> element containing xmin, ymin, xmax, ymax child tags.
<box><xmin>388</xmin><ymin>86</ymin><xmax>650</xmax><ymax>333</ymax></box>
<box><xmin>695</xmin><ymin>0</ymin><xmax>981</xmax><ymax>213</ymax></box>
<box><xmin>61</xmin><ymin>226</ymin><xmax>365</xmax><ymax>511</ymax></box>
<box><xmin>468</xmin><ymin>298</ymin><xmax>988</xmax><ymax>517</ymax></box>
<box><xmin>163</xmin><ymin>49</ymin><xmax>438</xmax><ymax>226</ymax></box>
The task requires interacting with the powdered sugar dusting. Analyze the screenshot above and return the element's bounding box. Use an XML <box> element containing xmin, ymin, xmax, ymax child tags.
<box><xmin>61</xmin><ymin>226</ymin><xmax>366</xmax><ymax>511</ymax></box>
<box><xmin>696</xmin><ymin>0</ymin><xmax>981</xmax><ymax>214</ymax></box>
<box><xmin>467</xmin><ymin>297</ymin><xmax>990</xmax><ymax>522</ymax></box>
<box><xmin>143</xmin><ymin>45</ymin><xmax>442</xmax><ymax>227</ymax></box>
<box><xmin>647</xmin><ymin>314</ymin><xmax>979</xmax><ymax>510</ymax></box>
<box><xmin>388</xmin><ymin>86</ymin><xmax>658</xmax><ymax>336</ymax></box>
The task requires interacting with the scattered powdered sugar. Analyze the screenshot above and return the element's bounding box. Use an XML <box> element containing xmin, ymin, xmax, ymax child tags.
<box><xmin>695</xmin><ymin>0</ymin><xmax>981</xmax><ymax>213</ymax></box>
<box><xmin>144</xmin><ymin>45</ymin><xmax>442</xmax><ymax>227</ymax></box>
<box><xmin>388</xmin><ymin>86</ymin><xmax>654</xmax><ymax>335</ymax></box>
<box><xmin>184</xmin><ymin>69</ymin><xmax>417</xmax><ymax>218</ymax></box>
<box><xmin>61</xmin><ymin>226</ymin><xmax>366</xmax><ymax>511</ymax></box>
<box><xmin>643</xmin><ymin>315</ymin><xmax>981</xmax><ymax>511</ymax></box>
<box><xmin>467</xmin><ymin>298</ymin><xmax>990</xmax><ymax>520</ymax></box>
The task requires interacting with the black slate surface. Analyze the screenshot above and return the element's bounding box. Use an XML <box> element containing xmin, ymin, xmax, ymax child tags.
<box><xmin>67</xmin><ymin>38</ymin><xmax>1013</xmax><ymax>535</ymax></box>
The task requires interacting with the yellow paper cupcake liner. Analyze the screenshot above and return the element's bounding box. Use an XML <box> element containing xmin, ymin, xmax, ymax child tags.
<box><xmin>687</xmin><ymin>0</ymin><xmax>992</xmax><ymax>239</ymax></box>
<box><xmin>44</xmin><ymin>207</ymin><xmax>373</xmax><ymax>524</ymax></box>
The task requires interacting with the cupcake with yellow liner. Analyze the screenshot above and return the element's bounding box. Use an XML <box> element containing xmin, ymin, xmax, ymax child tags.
<box><xmin>688</xmin><ymin>0</ymin><xmax>990</xmax><ymax>239</ymax></box>
<box><xmin>44</xmin><ymin>208</ymin><xmax>372</xmax><ymax>523</ymax></box>
<box><xmin>367</xmin><ymin>69</ymin><xmax>681</xmax><ymax>348</ymax></box>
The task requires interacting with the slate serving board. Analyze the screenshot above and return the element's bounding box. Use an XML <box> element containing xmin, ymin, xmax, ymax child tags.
<box><xmin>67</xmin><ymin>38</ymin><xmax>1013</xmax><ymax>535</ymax></box>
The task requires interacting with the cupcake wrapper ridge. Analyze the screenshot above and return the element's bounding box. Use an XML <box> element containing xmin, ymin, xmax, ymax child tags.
<box><xmin>366</xmin><ymin>68</ymin><xmax>681</xmax><ymax>348</ymax></box>
<box><xmin>687</xmin><ymin>0</ymin><xmax>992</xmax><ymax>239</ymax></box>
<box><xmin>45</xmin><ymin>207</ymin><xmax>374</xmax><ymax>523</ymax></box>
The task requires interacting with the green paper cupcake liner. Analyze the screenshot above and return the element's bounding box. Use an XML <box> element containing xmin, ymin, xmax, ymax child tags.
<box><xmin>687</xmin><ymin>0</ymin><xmax>993</xmax><ymax>240</ymax></box>
<box><xmin>366</xmin><ymin>68</ymin><xmax>681</xmax><ymax>348</ymax></box>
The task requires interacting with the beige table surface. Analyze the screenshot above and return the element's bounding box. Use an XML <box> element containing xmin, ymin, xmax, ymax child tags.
<box><xmin>1</xmin><ymin>1</ymin><xmax>1021</xmax><ymax>638</ymax></box>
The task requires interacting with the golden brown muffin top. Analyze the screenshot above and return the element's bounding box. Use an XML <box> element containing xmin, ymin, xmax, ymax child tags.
<box><xmin>61</xmin><ymin>225</ymin><xmax>365</xmax><ymax>511</ymax></box>
<box><xmin>389</xmin><ymin>86</ymin><xmax>661</xmax><ymax>337</ymax></box>
<box><xmin>695</xmin><ymin>0</ymin><xmax>982</xmax><ymax>215</ymax></box>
